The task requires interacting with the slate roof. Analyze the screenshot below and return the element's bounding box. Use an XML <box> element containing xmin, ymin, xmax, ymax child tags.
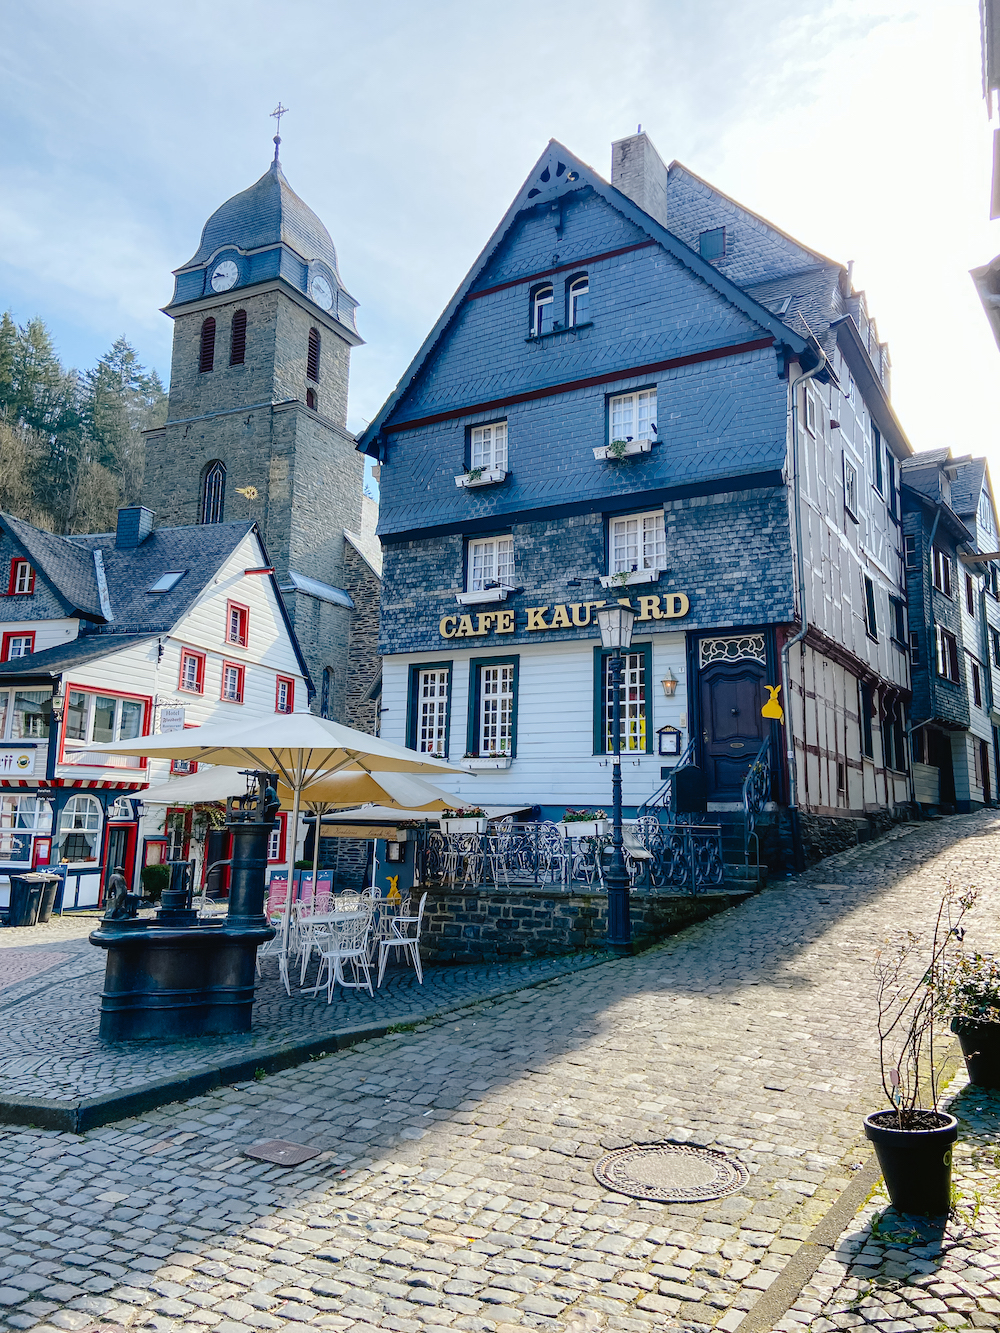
<box><xmin>67</xmin><ymin>521</ymin><xmax>255</xmax><ymax>631</ymax></box>
<box><xmin>0</xmin><ymin>633</ymin><xmax>157</xmax><ymax>679</ymax></box>
<box><xmin>950</xmin><ymin>457</ymin><xmax>987</xmax><ymax>518</ymax></box>
<box><xmin>744</xmin><ymin>265</ymin><xmax>845</xmax><ymax>360</ymax></box>
<box><xmin>356</xmin><ymin>140</ymin><xmax>820</xmax><ymax>458</ymax></box>
<box><xmin>180</xmin><ymin>159</ymin><xmax>341</xmax><ymax>279</ymax></box>
<box><xmin>0</xmin><ymin>513</ymin><xmax>103</xmax><ymax>619</ymax></box>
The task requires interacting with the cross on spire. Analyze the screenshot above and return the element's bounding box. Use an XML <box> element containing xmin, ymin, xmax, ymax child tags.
<box><xmin>270</xmin><ymin>102</ymin><xmax>289</xmax><ymax>161</ymax></box>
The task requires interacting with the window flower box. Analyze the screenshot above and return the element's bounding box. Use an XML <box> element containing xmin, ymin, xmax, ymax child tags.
<box><xmin>440</xmin><ymin>817</ymin><xmax>487</xmax><ymax>834</ymax></box>
<box><xmin>455</xmin><ymin>586</ymin><xmax>512</xmax><ymax>605</ymax></box>
<box><xmin>558</xmin><ymin>820</ymin><xmax>609</xmax><ymax>838</ymax></box>
<box><xmin>593</xmin><ymin>438</ymin><xmax>655</xmax><ymax>461</ymax></box>
<box><xmin>455</xmin><ymin>468</ymin><xmax>507</xmax><ymax>489</ymax></box>
<box><xmin>599</xmin><ymin>568</ymin><xmax>662</xmax><ymax>589</ymax></box>
<box><xmin>463</xmin><ymin>755</ymin><xmax>513</xmax><ymax>770</ymax></box>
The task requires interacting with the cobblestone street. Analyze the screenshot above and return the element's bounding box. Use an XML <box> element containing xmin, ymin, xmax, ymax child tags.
<box><xmin>0</xmin><ymin>812</ymin><xmax>998</xmax><ymax>1333</ymax></box>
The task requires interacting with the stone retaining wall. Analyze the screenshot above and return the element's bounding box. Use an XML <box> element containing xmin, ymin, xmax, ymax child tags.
<box><xmin>417</xmin><ymin>884</ymin><xmax>750</xmax><ymax>963</ymax></box>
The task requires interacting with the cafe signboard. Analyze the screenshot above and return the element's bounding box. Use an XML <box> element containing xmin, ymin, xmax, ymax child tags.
<box><xmin>439</xmin><ymin>591</ymin><xmax>689</xmax><ymax>640</ymax></box>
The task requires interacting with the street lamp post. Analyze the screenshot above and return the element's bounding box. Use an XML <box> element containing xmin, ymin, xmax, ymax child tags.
<box><xmin>596</xmin><ymin>603</ymin><xmax>635</xmax><ymax>955</ymax></box>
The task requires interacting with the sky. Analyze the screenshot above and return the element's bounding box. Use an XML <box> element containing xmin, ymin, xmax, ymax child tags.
<box><xmin>1</xmin><ymin>0</ymin><xmax>998</xmax><ymax>479</ymax></box>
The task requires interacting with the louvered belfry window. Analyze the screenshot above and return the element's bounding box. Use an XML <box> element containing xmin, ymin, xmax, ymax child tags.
<box><xmin>199</xmin><ymin>317</ymin><xmax>216</xmax><ymax>373</ymax></box>
<box><xmin>307</xmin><ymin>328</ymin><xmax>321</xmax><ymax>382</ymax></box>
<box><xmin>229</xmin><ymin>310</ymin><xmax>247</xmax><ymax>365</ymax></box>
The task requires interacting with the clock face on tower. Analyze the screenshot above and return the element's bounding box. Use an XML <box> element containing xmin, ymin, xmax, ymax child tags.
<box><xmin>211</xmin><ymin>259</ymin><xmax>239</xmax><ymax>292</ymax></box>
<box><xmin>311</xmin><ymin>275</ymin><xmax>333</xmax><ymax>311</ymax></box>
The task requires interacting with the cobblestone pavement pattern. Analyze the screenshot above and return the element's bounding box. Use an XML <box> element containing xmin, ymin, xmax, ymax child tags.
<box><xmin>0</xmin><ymin>917</ymin><xmax>601</xmax><ymax>1104</ymax></box>
<box><xmin>0</xmin><ymin>812</ymin><xmax>999</xmax><ymax>1333</ymax></box>
<box><xmin>777</xmin><ymin>1072</ymin><xmax>1000</xmax><ymax>1332</ymax></box>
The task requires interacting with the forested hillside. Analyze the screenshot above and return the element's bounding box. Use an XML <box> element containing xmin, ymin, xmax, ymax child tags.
<box><xmin>0</xmin><ymin>312</ymin><xmax>166</xmax><ymax>534</ymax></box>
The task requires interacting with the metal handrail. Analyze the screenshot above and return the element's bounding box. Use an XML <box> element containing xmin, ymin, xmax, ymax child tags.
<box><xmin>637</xmin><ymin>732</ymin><xmax>699</xmax><ymax>820</ymax></box>
<box><xmin>742</xmin><ymin>736</ymin><xmax>772</xmax><ymax>867</ymax></box>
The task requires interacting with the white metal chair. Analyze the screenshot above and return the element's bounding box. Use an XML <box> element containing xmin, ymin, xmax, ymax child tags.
<box><xmin>377</xmin><ymin>892</ymin><xmax>427</xmax><ymax>987</ymax></box>
<box><xmin>311</xmin><ymin>904</ymin><xmax>375</xmax><ymax>1002</ymax></box>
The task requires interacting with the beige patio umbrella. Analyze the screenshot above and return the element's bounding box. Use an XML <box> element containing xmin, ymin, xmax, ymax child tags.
<box><xmin>79</xmin><ymin>714</ymin><xmax>468</xmax><ymax>964</ymax></box>
<box><xmin>140</xmin><ymin>765</ymin><xmax>460</xmax><ymax>912</ymax></box>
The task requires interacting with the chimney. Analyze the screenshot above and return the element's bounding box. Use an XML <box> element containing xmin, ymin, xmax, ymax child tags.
<box><xmin>116</xmin><ymin>506</ymin><xmax>155</xmax><ymax>549</ymax></box>
<box><xmin>611</xmin><ymin>131</ymin><xmax>670</xmax><ymax>231</ymax></box>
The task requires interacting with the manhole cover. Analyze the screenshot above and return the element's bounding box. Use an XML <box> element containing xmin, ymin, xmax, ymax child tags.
<box><xmin>594</xmin><ymin>1142</ymin><xmax>749</xmax><ymax>1202</ymax></box>
<box><xmin>243</xmin><ymin>1139</ymin><xmax>322</xmax><ymax>1166</ymax></box>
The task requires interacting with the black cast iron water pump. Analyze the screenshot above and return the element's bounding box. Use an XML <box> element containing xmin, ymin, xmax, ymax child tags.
<box><xmin>90</xmin><ymin>772</ymin><xmax>279</xmax><ymax>1042</ymax></box>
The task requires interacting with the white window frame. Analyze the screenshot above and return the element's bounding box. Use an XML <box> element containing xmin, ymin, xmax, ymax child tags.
<box><xmin>4</xmin><ymin>635</ymin><xmax>33</xmax><ymax>659</ymax></box>
<box><xmin>416</xmin><ymin>668</ymin><xmax>450</xmax><ymax>757</ymax></box>
<box><xmin>12</xmin><ymin>561</ymin><xmax>33</xmax><ymax>595</ymax></box>
<box><xmin>609</xmin><ymin>388</ymin><xmax>657</xmax><ymax>444</ymax></box>
<box><xmin>531</xmin><ymin>284</ymin><xmax>554</xmax><ymax>337</ymax></box>
<box><xmin>610</xmin><ymin>509</ymin><xmax>667</xmax><ymax>575</ymax></box>
<box><xmin>478</xmin><ymin>663</ymin><xmax>515</xmax><ymax>756</ymax></box>
<box><xmin>568</xmin><ymin>275</ymin><xmax>589</xmax><ymax>326</ymax></box>
<box><xmin>468</xmin><ymin>535</ymin><xmax>515</xmax><ymax>593</ymax></box>
<box><xmin>58</xmin><ymin>794</ymin><xmax>102</xmax><ymax>863</ymax></box>
<box><xmin>222</xmin><ymin>662</ymin><xmax>245</xmax><ymax>703</ymax></box>
<box><xmin>844</xmin><ymin>457</ymin><xmax>859</xmax><ymax>519</ymax></box>
<box><xmin>602</xmin><ymin>651</ymin><xmax>648</xmax><ymax>753</ymax></box>
<box><xmin>471</xmin><ymin>421</ymin><xmax>508</xmax><ymax>472</ymax></box>
<box><xmin>64</xmin><ymin>690</ymin><xmax>145</xmax><ymax>747</ymax></box>
<box><xmin>931</xmin><ymin>547</ymin><xmax>952</xmax><ymax>597</ymax></box>
<box><xmin>804</xmin><ymin>389</ymin><xmax>817</xmax><ymax>435</ymax></box>
<box><xmin>180</xmin><ymin>649</ymin><xmax>203</xmax><ymax>693</ymax></box>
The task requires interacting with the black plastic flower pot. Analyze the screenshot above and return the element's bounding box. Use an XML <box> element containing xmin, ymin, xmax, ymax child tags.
<box><xmin>952</xmin><ymin>1019</ymin><xmax>1000</xmax><ymax>1090</ymax></box>
<box><xmin>863</xmin><ymin>1111</ymin><xmax>958</xmax><ymax>1216</ymax></box>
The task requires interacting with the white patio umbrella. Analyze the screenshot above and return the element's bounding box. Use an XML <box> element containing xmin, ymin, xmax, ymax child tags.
<box><xmin>78</xmin><ymin>714</ymin><xmax>468</xmax><ymax>969</ymax></box>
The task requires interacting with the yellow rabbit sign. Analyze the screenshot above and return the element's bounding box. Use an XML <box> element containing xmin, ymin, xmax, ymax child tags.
<box><xmin>386</xmin><ymin>874</ymin><xmax>402</xmax><ymax>904</ymax></box>
<box><xmin>761</xmin><ymin>684</ymin><xmax>784</xmax><ymax>723</ymax></box>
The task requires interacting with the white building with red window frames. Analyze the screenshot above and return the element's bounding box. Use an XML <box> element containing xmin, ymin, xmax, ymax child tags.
<box><xmin>0</xmin><ymin>505</ymin><xmax>309</xmax><ymax>908</ymax></box>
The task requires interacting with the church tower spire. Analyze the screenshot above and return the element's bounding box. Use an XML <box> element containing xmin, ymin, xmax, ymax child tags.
<box><xmin>142</xmin><ymin>150</ymin><xmax>366</xmax><ymax>720</ymax></box>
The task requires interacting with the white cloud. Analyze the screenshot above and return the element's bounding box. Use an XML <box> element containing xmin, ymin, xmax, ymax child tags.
<box><xmin>1</xmin><ymin>0</ymin><xmax>997</xmax><ymax>461</ymax></box>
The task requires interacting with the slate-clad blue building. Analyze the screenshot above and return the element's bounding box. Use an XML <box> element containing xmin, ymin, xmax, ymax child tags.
<box><xmin>359</xmin><ymin>134</ymin><xmax>914</xmax><ymax>848</ymax></box>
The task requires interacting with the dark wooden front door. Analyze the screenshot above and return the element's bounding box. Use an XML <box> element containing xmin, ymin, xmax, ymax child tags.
<box><xmin>700</xmin><ymin>660</ymin><xmax>767</xmax><ymax>799</ymax></box>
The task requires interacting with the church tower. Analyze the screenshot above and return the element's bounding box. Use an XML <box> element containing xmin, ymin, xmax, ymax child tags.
<box><xmin>143</xmin><ymin>134</ymin><xmax>370</xmax><ymax>720</ymax></box>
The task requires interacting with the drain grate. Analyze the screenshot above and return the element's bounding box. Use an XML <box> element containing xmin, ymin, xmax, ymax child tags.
<box><xmin>594</xmin><ymin>1142</ymin><xmax>749</xmax><ymax>1203</ymax></box>
<box><xmin>242</xmin><ymin>1139</ymin><xmax>322</xmax><ymax>1166</ymax></box>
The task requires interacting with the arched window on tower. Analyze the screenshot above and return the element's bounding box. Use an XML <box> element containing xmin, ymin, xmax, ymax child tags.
<box><xmin>201</xmin><ymin>460</ymin><xmax>226</xmax><ymax>524</ymax></box>
<box><xmin>306</xmin><ymin>388</ymin><xmax>317</xmax><ymax>411</ymax></box>
<box><xmin>307</xmin><ymin>328</ymin><xmax>321</xmax><ymax>383</ymax></box>
<box><xmin>229</xmin><ymin>310</ymin><xmax>247</xmax><ymax>365</ymax></box>
<box><xmin>321</xmin><ymin>667</ymin><xmax>335</xmax><ymax>719</ymax></box>
<box><xmin>199</xmin><ymin>318</ymin><xmax>216</xmax><ymax>373</ymax></box>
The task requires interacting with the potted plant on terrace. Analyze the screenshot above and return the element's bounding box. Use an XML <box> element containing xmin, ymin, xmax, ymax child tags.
<box><xmin>864</xmin><ymin>884</ymin><xmax>978</xmax><ymax>1215</ymax></box>
<box><xmin>935</xmin><ymin>948</ymin><xmax>1000</xmax><ymax>1090</ymax></box>
<box><xmin>440</xmin><ymin>806</ymin><xmax>487</xmax><ymax>834</ymax></box>
<box><xmin>558</xmin><ymin>808</ymin><xmax>609</xmax><ymax>837</ymax></box>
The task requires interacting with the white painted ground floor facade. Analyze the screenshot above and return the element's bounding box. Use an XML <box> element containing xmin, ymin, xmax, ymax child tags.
<box><xmin>382</xmin><ymin>632</ymin><xmax>689</xmax><ymax>816</ymax></box>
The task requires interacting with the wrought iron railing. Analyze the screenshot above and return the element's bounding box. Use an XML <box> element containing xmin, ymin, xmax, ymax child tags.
<box><xmin>637</xmin><ymin>733</ymin><xmax>699</xmax><ymax>819</ymax></box>
<box><xmin>742</xmin><ymin>736</ymin><xmax>773</xmax><ymax>866</ymax></box>
<box><xmin>422</xmin><ymin>817</ymin><xmax>725</xmax><ymax>897</ymax></box>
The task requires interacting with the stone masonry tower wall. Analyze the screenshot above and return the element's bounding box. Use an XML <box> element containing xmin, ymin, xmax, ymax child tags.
<box><xmin>141</xmin><ymin>156</ymin><xmax>370</xmax><ymax>714</ymax></box>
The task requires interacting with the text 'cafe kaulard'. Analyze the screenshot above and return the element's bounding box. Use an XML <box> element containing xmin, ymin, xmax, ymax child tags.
<box><xmin>438</xmin><ymin>591</ymin><xmax>690</xmax><ymax>639</ymax></box>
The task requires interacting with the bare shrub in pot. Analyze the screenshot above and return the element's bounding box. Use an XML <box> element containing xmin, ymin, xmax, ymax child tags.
<box><xmin>864</xmin><ymin>883</ymin><xmax>978</xmax><ymax>1214</ymax></box>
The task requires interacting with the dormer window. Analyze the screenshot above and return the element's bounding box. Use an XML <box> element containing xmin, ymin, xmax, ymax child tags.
<box><xmin>567</xmin><ymin>274</ymin><xmax>589</xmax><ymax>327</ymax></box>
<box><xmin>530</xmin><ymin>284</ymin><xmax>554</xmax><ymax>338</ymax></box>
<box><xmin>7</xmin><ymin>560</ymin><xmax>34</xmax><ymax>596</ymax></box>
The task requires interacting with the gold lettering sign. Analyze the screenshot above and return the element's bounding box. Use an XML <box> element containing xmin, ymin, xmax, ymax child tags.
<box><xmin>440</xmin><ymin>593</ymin><xmax>689</xmax><ymax>638</ymax></box>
